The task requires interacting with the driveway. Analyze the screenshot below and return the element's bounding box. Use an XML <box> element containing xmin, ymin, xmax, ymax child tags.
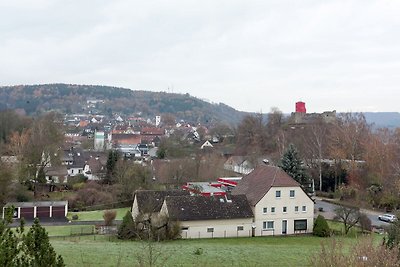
<box><xmin>314</xmin><ymin>198</ymin><xmax>390</xmax><ymax>228</ymax></box>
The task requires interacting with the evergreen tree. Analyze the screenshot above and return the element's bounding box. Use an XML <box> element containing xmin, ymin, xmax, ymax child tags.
<box><xmin>105</xmin><ymin>150</ymin><xmax>120</xmax><ymax>184</ymax></box>
<box><xmin>0</xmin><ymin>209</ymin><xmax>65</xmax><ymax>267</ymax></box>
<box><xmin>117</xmin><ymin>211</ymin><xmax>137</xmax><ymax>240</ymax></box>
<box><xmin>279</xmin><ymin>144</ymin><xmax>310</xmax><ymax>189</ymax></box>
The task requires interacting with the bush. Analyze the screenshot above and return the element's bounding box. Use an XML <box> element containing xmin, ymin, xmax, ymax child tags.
<box><xmin>71</xmin><ymin>215</ymin><xmax>79</xmax><ymax>220</ymax></box>
<box><xmin>103</xmin><ymin>210</ymin><xmax>117</xmax><ymax>226</ymax></box>
<box><xmin>118</xmin><ymin>211</ymin><xmax>137</xmax><ymax>240</ymax></box>
<box><xmin>310</xmin><ymin>237</ymin><xmax>400</xmax><ymax>267</ymax></box>
<box><xmin>359</xmin><ymin>213</ymin><xmax>372</xmax><ymax>232</ymax></box>
<box><xmin>313</xmin><ymin>215</ymin><xmax>331</xmax><ymax>237</ymax></box>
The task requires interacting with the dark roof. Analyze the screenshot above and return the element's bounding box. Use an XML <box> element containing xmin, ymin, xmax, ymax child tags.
<box><xmin>165</xmin><ymin>195</ymin><xmax>253</xmax><ymax>221</ymax></box>
<box><xmin>134</xmin><ymin>190</ymin><xmax>189</xmax><ymax>214</ymax></box>
<box><xmin>232</xmin><ymin>165</ymin><xmax>299</xmax><ymax>206</ymax></box>
<box><xmin>4</xmin><ymin>201</ymin><xmax>68</xmax><ymax>208</ymax></box>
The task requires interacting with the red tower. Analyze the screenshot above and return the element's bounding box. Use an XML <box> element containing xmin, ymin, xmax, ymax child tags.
<box><xmin>296</xmin><ymin>101</ymin><xmax>306</xmax><ymax>113</ymax></box>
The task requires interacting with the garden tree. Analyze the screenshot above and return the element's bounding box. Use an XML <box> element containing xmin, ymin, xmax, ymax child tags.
<box><xmin>0</xmin><ymin>110</ymin><xmax>31</xmax><ymax>146</ymax></box>
<box><xmin>358</xmin><ymin>213</ymin><xmax>372</xmax><ymax>233</ymax></box>
<box><xmin>328</xmin><ymin>113</ymin><xmax>370</xmax><ymax>186</ymax></box>
<box><xmin>118</xmin><ymin>211</ymin><xmax>136</xmax><ymax>240</ymax></box>
<box><xmin>265</xmin><ymin>107</ymin><xmax>285</xmax><ymax>153</ymax></box>
<box><xmin>113</xmin><ymin>160</ymin><xmax>152</xmax><ymax>201</ymax></box>
<box><xmin>364</xmin><ymin>128</ymin><xmax>397</xmax><ymax>189</ymax></box>
<box><xmin>236</xmin><ymin>113</ymin><xmax>268</xmax><ymax>156</ymax></box>
<box><xmin>279</xmin><ymin>144</ymin><xmax>310</xmax><ymax>190</ymax></box>
<box><xmin>0</xmin><ymin>163</ymin><xmax>13</xmax><ymax>206</ymax></box>
<box><xmin>105</xmin><ymin>150</ymin><xmax>120</xmax><ymax>184</ymax></box>
<box><xmin>208</xmin><ymin>122</ymin><xmax>234</xmax><ymax>143</ymax></box>
<box><xmin>103</xmin><ymin>210</ymin><xmax>117</xmax><ymax>226</ymax></box>
<box><xmin>334</xmin><ymin>206</ymin><xmax>360</xmax><ymax>235</ymax></box>
<box><xmin>310</xmin><ymin>237</ymin><xmax>400</xmax><ymax>267</ymax></box>
<box><xmin>384</xmin><ymin>212</ymin><xmax>400</xmax><ymax>250</ymax></box>
<box><xmin>9</xmin><ymin>113</ymin><xmax>64</xmax><ymax>183</ymax></box>
<box><xmin>302</xmin><ymin>118</ymin><xmax>330</xmax><ymax>191</ymax></box>
<box><xmin>313</xmin><ymin>215</ymin><xmax>330</xmax><ymax>237</ymax></box>
<box><xmin>0</xmin><ymin>209</ymin><xmax>64</xmax><ymax>267</ymax></box>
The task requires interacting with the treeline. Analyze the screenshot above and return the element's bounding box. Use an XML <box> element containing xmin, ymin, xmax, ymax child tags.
<box><xmin>0</xmin><ymin>84</ymin><xmax>247</xmax><ymax>124</ymax></box>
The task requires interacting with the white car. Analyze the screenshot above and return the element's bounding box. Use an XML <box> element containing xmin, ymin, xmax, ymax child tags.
<box><xmin>378</xmin><ymin>214</ymin><xmax>397</xmax><ymax>223</ymax></box>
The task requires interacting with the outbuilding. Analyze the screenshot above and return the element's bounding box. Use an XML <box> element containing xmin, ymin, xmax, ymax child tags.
<box><xmin>2</xmin><ymin>201</ymin><xmax>68</xmax><ymax>220</ymax></box>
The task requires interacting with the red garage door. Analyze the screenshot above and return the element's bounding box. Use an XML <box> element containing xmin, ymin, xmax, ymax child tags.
<box><xmin>36</xmin><ymin>206</ymin><xmax>50</xmax><ymax>218</ymax></box>
<box><xmin>20</xmin><ymin>207</ymin><xmax>34</xmax><ymax>219</ymax></box>
<box><xmin>52</xmin><ymin>206</ymin><xmax>66</xmax><ymax>218</ymax></box>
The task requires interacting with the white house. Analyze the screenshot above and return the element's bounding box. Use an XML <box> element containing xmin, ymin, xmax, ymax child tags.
<box><xmin>232</xmin><ymin>165</ymin><xmax>314</xmax><ymax>236</ymax></box>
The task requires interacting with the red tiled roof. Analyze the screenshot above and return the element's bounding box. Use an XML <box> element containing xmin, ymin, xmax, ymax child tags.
<box><xmin>232</xmin><ymin>165</ymin><xmax>299</xmax><ymax>206</ymax></box>
<box><xmin>112</xmin><ymin>134</ymin><xmax>141</xmax><ymax>145</ymax></box>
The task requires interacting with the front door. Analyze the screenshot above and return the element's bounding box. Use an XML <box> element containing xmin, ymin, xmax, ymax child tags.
<box><xmin>282</xmin><ymin>220</ymin><xmax>287</xmax><ymax>235</ymax></box>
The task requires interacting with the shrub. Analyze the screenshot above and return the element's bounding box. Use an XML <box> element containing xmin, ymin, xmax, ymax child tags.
<box><xmin>193</xmin><ymin>248</ymin><xmax>203</xmax><ymax>255</ymax></box>
<box><xmin>313</xmin><ymin>215</ymin><xmax>330</xmax><ymax>237</ymax></box>
<box><xmin>359</xmin><ymin>213</ymin><xmax>372</xmax><ymax>232</ymax></box>
<box><xmin>310</xmin><ymin>237</ymin><xmax>400</xmax><ymax>267</ymax></box>
<box><xmin>103</xmin><ymin>210</ymin><xmax>117</xmax><ymax>226</ymax></box>
<box><xmin>71</xmin><ymin>215</ymin><xmax>79</xmax><ymax>220</ymax></box>
<box><xmin>118</xmin><ymin>211</ymin><xmax>137</xmax><ymax>240</ymax></box>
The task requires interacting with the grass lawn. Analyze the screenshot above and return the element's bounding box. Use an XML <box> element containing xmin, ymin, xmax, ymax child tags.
<box><xmin>50</xmin><ymin>234</ymin><xmax>379</xmax><ymax>267</ymax></box>
<box><xmin>45</xmin><ymin>225</ymin><xmax>95</xmax><ymax>237</ymax></box>
<box><xmin>66</xmin><ymin>207</ymin><xmax>130</xmax><ymax>221</ymax></box>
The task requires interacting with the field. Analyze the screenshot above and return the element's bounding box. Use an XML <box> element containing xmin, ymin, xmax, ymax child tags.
<box><xmin>49</xmin><ymin>232</ymin><xmax>379</xmax><ymax>267</ymax></box>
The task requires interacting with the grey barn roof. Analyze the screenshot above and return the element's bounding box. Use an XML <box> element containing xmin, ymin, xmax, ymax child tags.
<box><xmin>4</xmin><ymin>201</ymin><xmax>68</xmax><ymax>208</ymax></box>
<box><xmin>165</xmin><ymin>194</ymin><xmax>253</xmax><ymax>221</ymax></box>
<box><xmin>232</xmin><ymin>165</ymin><xmax>299</xmax><ymax>206</ymax></box>
<box><xmin>134</xmin><ymin>190</ymin><xmax>189</xmax><ymax>214</ymax></box>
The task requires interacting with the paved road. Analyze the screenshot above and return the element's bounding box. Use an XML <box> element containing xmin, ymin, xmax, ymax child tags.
<box><xmin>315</xmin><ymin>199</ymin><xmax>390</xmax><ymax>228</ymax></box>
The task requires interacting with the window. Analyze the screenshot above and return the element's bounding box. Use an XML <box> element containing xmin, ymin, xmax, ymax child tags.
<box><xmin>295</xmin><ymin>206</ymin><xmax>299</xmax><ymax>212</ymax></box>
<box><xmin>283</xmin><ymin>207</ymin><xmax>287</xmax><ymax>213</ymax></box>
<box><xmin>302</xmin><ymin>206</ymin><xmax>307</xmax><ymax>212</ymax></box>
<box><xmin>181</xmin><ymin>227</ymin><xmax>189</xmax><ymax>231</ymax></box>
<box><xmin>263</xmin><ymin>221</ymin><xmax>274</xmax><ymax>230</ymax></box>
<box><xmin>263</xmin><ymin>207</ymin><xmax>267</xmax><ymax>214</ymax></box>
<box><xmin>271</xmin><ymin>207</ymin><xmax>275</xmax><ymax>213</ymax></box>
<box><xmin>207</xmin><ymin>228</ymin><xmax>214</xmax><ymax>233</ymax></box>
<box><xmin>237</xmin><ymin>226</ymin><xmax>244</xmax><ymax>231</ymax></box>
<box><xmin>276</xmin><ymin>190</ymin><xmax>281</xmax><ymax>198</ymax></box>
<box><xmin>290</xmin><ymin>190</ymin><xmax>295</xmax><ymax>198</ymax></box>
<box><xmin>294</xmin><ymin>220</ymin><xmax>307</xmax><ymax>231</ymax></box>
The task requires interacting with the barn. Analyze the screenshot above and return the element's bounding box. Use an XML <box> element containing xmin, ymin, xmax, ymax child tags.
<box><xmin>2</xmin><ymin>201</ymin><xmax>68</xmax><ymax>220</ymax></box>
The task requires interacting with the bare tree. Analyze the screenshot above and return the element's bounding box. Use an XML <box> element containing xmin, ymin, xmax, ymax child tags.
<box><xmin>334</xmin><ymin>206</ymin><xmax>361</xmax><ymax>235</ymax></box>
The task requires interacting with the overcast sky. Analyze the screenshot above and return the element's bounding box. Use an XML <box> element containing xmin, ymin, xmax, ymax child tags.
<box><xmin>1</xmin><ymin>0</ymin><xmax>400</xmax><ymax>113</ymax></box>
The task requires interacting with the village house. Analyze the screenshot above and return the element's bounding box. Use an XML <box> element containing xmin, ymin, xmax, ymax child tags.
<box><xmin>160</xmin><ymin>194</ymin><xmax>254</xmax><ymax>239</ymax></box>
<box><xmin>131</xmin><ymin>190</ymin><xmax>190</xmax><ymax>220</ymax></box>
<box><xmin>232</xmin><ymin>165</ymin><xmax>314</xmax><ymax>236</ymax></box>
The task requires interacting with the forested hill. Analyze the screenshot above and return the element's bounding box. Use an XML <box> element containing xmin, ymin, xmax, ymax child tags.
<box><xmin>0</xmin><ymin>84</ymin><xmax>248</xmax><ymax>124</ymax></box>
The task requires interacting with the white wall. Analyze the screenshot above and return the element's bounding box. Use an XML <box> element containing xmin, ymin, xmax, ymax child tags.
<box><xmin>254</xmin><ymin>186</ymin><xmax>314</xmax><ymax>236</ymax></box>
<box><xmin>179</xmin><ymin>218</ymin><xmax>254</xmax><ymax>239</ymax></box>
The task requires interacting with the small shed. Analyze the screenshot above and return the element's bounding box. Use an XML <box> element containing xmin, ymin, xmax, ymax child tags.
<box><xmin>2</xmin><ymin>201</ymin><xmax>68</xmax><ymax>220</ymax></box>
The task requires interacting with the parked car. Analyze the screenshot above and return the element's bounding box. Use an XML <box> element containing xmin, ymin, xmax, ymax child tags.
<box><xmin>378</xmin><ymin>214</ymin><xmax>397</xmax><ymax>223</ymax></box>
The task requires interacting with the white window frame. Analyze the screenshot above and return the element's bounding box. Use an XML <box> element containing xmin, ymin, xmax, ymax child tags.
<box><xmin>207</xmin><ymin>227</ymin><xmax>214</xmax><ymax>233</ymax></box>
<box><xmin>276</xmin><ymin>190</ymin><xmax>281</xmax><ymax>198</ymax></box>
<box><xmin>283</xmin><ymin>206</ymin><xmax>287</xmax><ymax>213</ymax></box>
<box><xmin>271</xmin><ymin>207</ymin><xmax>276</xmax><ymax>213</ymax></box>
<box><xmin>290</xmin><ymin>190</ymin><xmax>295</xmax><ymax>198</ymax></box>
<box><xmin>302</xmin><ymin>205</ymin><xmax>307</xmax><ymax>212</ymax></box>
<box><xmin>295</xmin><ymin>206</ymin><xmax>299</xmax><ymax>212</ymax></box>
<box><xmin>263</xmin><ymin>207</ymin><xmax>268</xmax><ymax>214</ymax></box>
